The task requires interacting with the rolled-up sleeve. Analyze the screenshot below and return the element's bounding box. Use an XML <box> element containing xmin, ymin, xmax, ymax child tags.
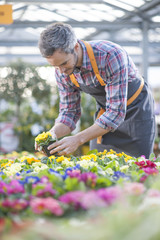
<box><xmin>55</xmin><ymin>71</ymin><xmax>81</xmax><ymax>131</ymax></box>
<box><xmin>95</xmin><ymin>49</ymin><xmax>128</xmax><ymax>131</ymax></box>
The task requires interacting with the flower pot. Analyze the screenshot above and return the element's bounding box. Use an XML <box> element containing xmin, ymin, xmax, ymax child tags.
<box><xmin>42</xmin><ymin>140</ymin><xmax>58</xmax><ymax>157</ymax></box>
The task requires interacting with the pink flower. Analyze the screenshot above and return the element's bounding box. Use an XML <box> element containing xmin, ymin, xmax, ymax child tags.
<box><xmin>1</xmin><ymin>198</ymin><xmax>28</xmax><ymax>212</ymax></box>
<box><xmin>59</xmin><ymin>191</ymin><xmax>85</xmax><ymax>209</ymax></box>
<box><xmin>140</xmin><ymin>175</ymin><xmax>148</xmax><ymax>182</ymax></box>
<box><xmin>7</xmin><ymin>180</ymin><xmax>25</xmax><ymax>194</ymax></box>
<box><xmin>30</xmin><ymin>197</ymin><xmax>63</xmax><ymax>216</ymax></box>
<box><xmin>147</xmin><ymin>189</ymin><xmax>160</xmax><ymax>198</ymax></box>
<box><xmin>97</xmin><ymin>186</ymin><xmax>122</xmax><ymax>205</ymax></box>
<box><xmin>124</xmin><ymin>182</ymin><xmax>146</xmax><ymax>196</ymax></box>
<box><xmin>67</xmin><ymin>170</ymin><xmax>81</xmax><ymax>178</ymax></box>
<box><xmin>142</xmin><ymin>167</ymin><xmax>159</xmax><ymax>175</ymax></box>
<box><xmin>0</xmin><ymin>180</ymin><xmax>24</xmax><ymax>195</ymax></box>
<box><xmin>40</xmin><ymin>176</ymin><xmax>49</xmax><ymax>183</ymax></box>
<box><xmin>80</xmin><ymin>190</ymin><xmax>106</xmax><ymax>209</ymax></box>
<box><xmin>79</xmin><ymin>172</ymin><xmax>97</xmax><ymax>187</ymax></box>
<box><xmin>0</xmin><ymin>181</ymin><xmax>7</xmax><ymax>194</ymax></box>
<box><xmin>30</xmin><ymin>198</ymin><xmax>46</xmax><ymax>214</ymax></box>
<box><xmin>33</xmin><ymin>183</ymin><xmax>56</xmax><ymax>197</ymax></box>
<box><xmin>44</xmin><ymin>197</ymin><xmax>64</xmax><ymax>216</ymax></box>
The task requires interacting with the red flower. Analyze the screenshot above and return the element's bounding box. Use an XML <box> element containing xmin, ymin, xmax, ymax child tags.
<box><xmin>135</xmin><ymin>161</ymin><xmax>145</xmax><ymax>167</ymax></box>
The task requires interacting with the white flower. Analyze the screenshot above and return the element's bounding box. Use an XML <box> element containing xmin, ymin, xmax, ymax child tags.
<box><xmin>77</xmin><ymin>160</ymin><xmax>98</xmax><ymax>169</ymax></box>
<box><xmin>155</xmin><ymin>162</ymin><xmax>160</xmax><ymax>168</ymax></box>
<box><xmin>61</xmin><ymin>159</ymin><xmax>75</xmax><ymax>167</ymax></box>
<box><xmin>105</xmin><ymin>168</ymin><xmax>114</xmax><ymax>175</ymax></box>
<box><xmin>120</xmin><ymin>165</ymin><xmax>129</xmax><ymax>173</ymax></box>
<box><xmin>32</xmin><ymin>162</ymin><xmax>48</xmax><ymax>173</ymax></box>
<box><xmin>3</xmin><ymin>162</ymin><xmax>23</xmax><ymax>176</ymax></box>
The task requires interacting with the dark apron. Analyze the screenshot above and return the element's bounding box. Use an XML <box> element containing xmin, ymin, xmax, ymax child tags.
<box><xmin>79</xmin><ymin>78</ymin><xmax>155</xmax><ymax>158</ymax></box>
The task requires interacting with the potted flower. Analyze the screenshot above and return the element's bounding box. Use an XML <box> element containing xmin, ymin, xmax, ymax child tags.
<box><xmin>35</xmin><ymin>131</ymin><xmax>57</xmax><ymax>157</ymax></box>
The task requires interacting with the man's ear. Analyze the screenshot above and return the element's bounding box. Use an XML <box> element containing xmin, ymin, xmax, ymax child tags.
<box><xmin>74</xmin><ymin>42</ymin><xmax>79</xmax><ymax>51</ymax></box>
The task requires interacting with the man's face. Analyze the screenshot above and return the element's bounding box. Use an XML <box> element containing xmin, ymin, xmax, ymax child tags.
<box><xmin>46</xmin><ymin>49</ymin><xmax>78</xmax><ymax>75</ymax></box>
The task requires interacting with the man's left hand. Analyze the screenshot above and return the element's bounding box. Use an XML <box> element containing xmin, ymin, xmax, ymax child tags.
<box><xmin>47</xmin><ymin>135</ymin><xmax>80</xmax><ymax>156</ymax></box>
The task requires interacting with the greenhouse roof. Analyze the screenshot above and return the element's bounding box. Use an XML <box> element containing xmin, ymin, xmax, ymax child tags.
<box><xmin>0</xmin><ymin>0</ymin><xmax>160</xmax><ymax>66</ymax></box>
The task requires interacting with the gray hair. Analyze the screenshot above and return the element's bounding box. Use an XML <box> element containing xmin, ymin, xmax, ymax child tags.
<box><xmin>38</xmin><ymin>22</ymin><xmax>77</xmax><ymax>58</ymax></box>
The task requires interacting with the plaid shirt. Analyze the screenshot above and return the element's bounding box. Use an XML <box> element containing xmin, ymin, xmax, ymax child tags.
<box><xmin>55</xmin><ymin>40</ymin><xmax>140</xmax><ymax>131</ymax></box>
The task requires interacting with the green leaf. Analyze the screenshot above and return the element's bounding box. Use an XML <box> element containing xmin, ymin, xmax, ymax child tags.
<box><xmin>64</xmin><ymin>178</ymin><xmax>80</xmax><ymax>191</ymax></box>
<box><xmin>105</xmin><ymin>160</ymin><xmax>120</xmax><ymax>171</ymax></box>
<box><xmin>86</xmin><ymin>149</ymin><xmax>98</xmax><ymax>155</ymax></box>
<box><xmin>96</xmin><ymin>177</ymin><xmax>112</xmax><ymax>188</ymax></box>
<box><xmin>149</xmin><ymin>153</ymin><xmax>155</xmax><ymax>161</ymax></box>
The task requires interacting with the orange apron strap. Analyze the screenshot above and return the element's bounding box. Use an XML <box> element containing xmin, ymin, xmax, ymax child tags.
<box><xmin>127</xmin><ymin>77</ymin><xmax>144</xmax><ymax>106</ymax></box>
<box><xmin>70</xmin><ymin>73</ymin><xmax>80</xmax><ymax>87</ymax></box>
<box><xmin>69</xmin><ymin>40</ymin><xmax>105</xmax><ymax>87</ymax></box>
<box><xmin>82</xmin><ymin>40</ymin><xmax>106</xmax><ymax>86</ymax></box>
<box><xmin>96</xmin><ymin>108</ymin><xmax>105</xmax><ymax>144</ymax></box>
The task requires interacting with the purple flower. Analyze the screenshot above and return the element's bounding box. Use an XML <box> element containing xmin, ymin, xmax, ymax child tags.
<box><xmin>67</xmin><ymin>170</ymin><xmax>81</xmax><ymax>178</ymax></box>
<box><xmin>34</xmin><ymin>183</ymin><xmax>56</xmax><ymax>197</ymax></box>
<box><xmin>59</xmin><ymin>191</ymin><xmax>85</xmax><ymax>209</ymax></box>
<box><xmin>97</xmin><ymin>186</ymin><xmax>122</xmax><ymax>205</ymax></box>
<box><xmin>79</xmin><ymin>172</ymin><xmax>97</xmax><ymax>187</ymax></box>
<box><xmin>142</xmin><ymin>167</ymin><xmax>159</xmax><ymax>175</ymax></box>
<box><xmin>0</xmin><ymin>181</ymin><xmax>7</xmax><ymax>194</ymax></box>
<box><xmin>0</xmin><ymin>180</ymin><xmax>24</xmax><ymax>195</ymax></box>
<box><xmin>7</xmin><ymin>180</ymin><xmax>25</xmax><ymax>194</ymax></box>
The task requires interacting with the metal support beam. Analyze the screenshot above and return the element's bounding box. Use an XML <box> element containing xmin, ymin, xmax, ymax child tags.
<box><xmin>141</xmin><ymin>21</ymin><xmax>149</xmax><ymax>82</ymax></box>
<box><xmin>6</xmin><ymin>0</ymin><xmax>102</xmax><ymax>3</ymax></box>
<box><xmin>1</xmin><ymin>20</ymin><xmax>159</xmax><ymax>30</ymax></box>
<box><xmin>0</xmin><ymin>21</ymin><xmax>142</xmax><ymax>29</ymax></box>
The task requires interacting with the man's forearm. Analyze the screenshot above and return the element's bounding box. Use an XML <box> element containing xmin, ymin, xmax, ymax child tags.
<box><xmin>47</xmin><ymin>123</ymin><xmax>110</xmax><ymax>156</ymax></box>
<box><xmin>50</xmin><ymin>123</ymin><xmax>71</xmax><ymax>139</ymax></box>
<box><xmin>75</xmin><ymin>123</ymin><xmax>110</xmax><ymax>146</ymax></box>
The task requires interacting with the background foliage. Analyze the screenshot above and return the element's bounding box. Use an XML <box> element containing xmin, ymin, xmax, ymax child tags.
<box><xmin>0</xmin><ymin>60</ymin><xmax>96</xmax><ymax>153</ymax></box>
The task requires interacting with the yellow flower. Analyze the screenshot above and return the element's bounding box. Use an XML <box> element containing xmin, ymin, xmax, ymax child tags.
<box><xmin>116</xmin><ymin>153</ymin><xmax>123</xmax><ymax>157</ymax></box>
<box><xmin>49</xmin><ymin>155</ymin><xmax>56</xmax><ymax>160</ymax></box>
<box><xmin>27</xmin><ymin>158</ymin><xmax>41</xmax><ymax>165</ymax></box>
<box><xmin>97</xmin><ymin>149</ymin><xmax>107</xmax><ymax>156</ymax></box>
<box><xmin>35</xmin><ymin>131</ymin><xmax>52</xmax><ymax>143</ymax></box>
<box><xmin>48</xmin><ymin>155</ymin><xmax>56</xmax><ymax>163</ymax></box>
<box><xmin>1</xmin><ymin>160</ymin><xmax>14</xmax><ymax>169</ymax></box>
<box><xmin>81</xmin><ymin>154</ymin><xmax>97</xmax><ymax>161</ymax></box>
<box><xmin>20</xmin><ymin>156</ymin><xmax>40</xmax><ymax>164</ymax></box>
<box><xmin>56</xmin><ymin>156</ymin><xmax>70</xmax><ymax>163</ymax></box>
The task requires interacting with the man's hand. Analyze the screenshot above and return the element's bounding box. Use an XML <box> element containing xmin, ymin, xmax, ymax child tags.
<box><xmin>35</xmin><ymin>141</ymin><xmax>40</xmax><ymax>151</ymax></box>
<box><xmin>48</xmin><ymin>135</ymin><xmax>81</xmax><ymax>156</ymax></box>
<box><xmin>34</xmin><ymin>141</ymin><xmax>47</xmax><ymax>155</ymax></box>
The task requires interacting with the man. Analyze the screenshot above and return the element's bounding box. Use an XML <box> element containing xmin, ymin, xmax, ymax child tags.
<box><xmin>36</xmin><ymin>22</ymin><xmax>155</xmax><ymax>158</ymax></box>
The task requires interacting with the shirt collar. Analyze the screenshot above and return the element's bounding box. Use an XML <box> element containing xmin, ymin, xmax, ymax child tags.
<box><xmin>78</xmin><ymin>39</ymin><xmax>92</xmax><ymax>72</ymax></box>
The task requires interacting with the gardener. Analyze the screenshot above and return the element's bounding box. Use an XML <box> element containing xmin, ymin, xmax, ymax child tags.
<box><xmin>36</xmin><ymin>22</ymin><xmax>155</xmax><ymax>158</ymax></box>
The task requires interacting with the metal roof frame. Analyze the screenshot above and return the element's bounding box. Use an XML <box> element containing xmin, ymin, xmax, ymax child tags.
<box><xmin>0</xmin><ymin>0</ymin><xmax>160</xmax><ymax>80</ymax></box>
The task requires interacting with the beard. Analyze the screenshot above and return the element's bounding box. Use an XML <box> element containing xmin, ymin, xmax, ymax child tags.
<box><xmin>64</xmin><ymin>52</ymin><xmax>78</xmax><ymax>75</ymax></box>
